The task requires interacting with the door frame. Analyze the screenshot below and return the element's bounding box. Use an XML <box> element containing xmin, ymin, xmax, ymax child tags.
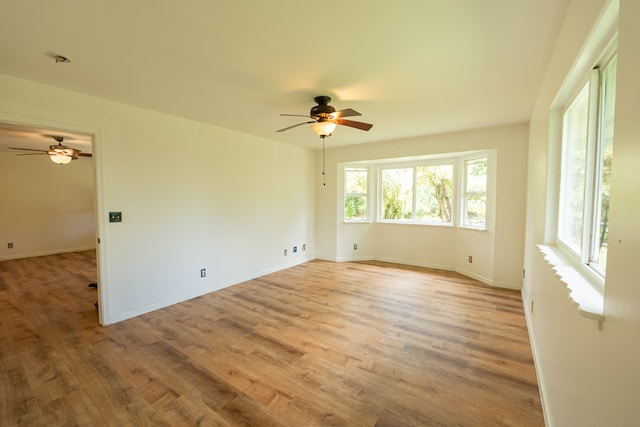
<box><xmin>0</xmin><ymin>114</ymin><xmax>107</xmax><ymax>324</ymax></box>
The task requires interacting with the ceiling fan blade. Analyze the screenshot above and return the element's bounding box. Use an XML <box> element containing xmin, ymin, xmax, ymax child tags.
<box><xmin>10</xmin><ymin>147</ymin><xmax>48</xmax><ymax>153</ymax></box>
<box><xmin>276</xmin><ymin>121</ymin><xmax>315</xmax><ymax>132</ymax></box>
<box><xmin>332</xmin><ymin>108</ymin><xmax>361</xmax><ymax>119</ymax></box>
<box><xmin>280</xmin><ymin>114</ymin><xmax>312</xmax><ymax>118</ymax></box>
<box><xmin>335</xmin><ymin>119</ymin><xmax>373</xmax><ymax>131</ymax></box>
<box><xmin>16</xmin><ymin>153</ymin><xmax>48</xmax><ymax>156</ymax></box>
<box><xmin>77</xmin><ymin>153</ymin><xmax>93</xmax><ymax>157</ymax></box>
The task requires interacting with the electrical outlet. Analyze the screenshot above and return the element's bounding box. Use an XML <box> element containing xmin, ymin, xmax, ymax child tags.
<box><xmin>468</xmin><ymin>255</ymin><xmax>473</xmax><ymax>263</ymax></box>
<box><xmin>293</xmin><ymin>246</ymin><xmax>298</xmax><ymax>253</ymax></box>
<box><xmin>200</xmin><ymin>268</ymin><xmax>206</xmax><ymax>278</ymax></box>
<box><xmin>353</xmin><ymin>243</ymin><xmax>358</xmax><ymax>250</ymax></box>
<box><xmin>284</xmin><ymin>249</ymin><xmax>288</xmax><ymax>256</ymax></box>
<box><xmin>8</xmin><ymin>243</ymin><xmax>13</xmax><ymax>249</ymax></box>
<box><xmin>109</xmin><ymin>212</ymin><xmax>122</xmax><ymax>223</ymax></box>
<box><xmin>302</xmin><ymin>244</ymin><xmax>307</xmax><ymax>251</ymax></box>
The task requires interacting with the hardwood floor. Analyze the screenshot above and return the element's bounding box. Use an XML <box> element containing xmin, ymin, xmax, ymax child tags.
<box><xmin>0</xmin><ymin>251</ymin><xmax>544</xmax><ymax>426</ymax></box>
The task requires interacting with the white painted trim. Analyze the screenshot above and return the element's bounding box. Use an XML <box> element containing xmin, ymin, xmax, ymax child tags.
<box><xmin>0</xmin><ymin>246</ymin><xmax>96</xmax><ymax>261</ymax></box>
<box><xmin>335</xmin><ymin>255</ymin><xmax>379</xmax><ymax>263</ymax></box>
<box><xmin>491</xmin><ymin>280</ymin><xmax>522</xmax><ymax>291</ymax></box>
<box><xmin>330</xmin><ymin>255</ymin><xmax>521</xmax><ymax>290</ymax></box>
<box><xmin>103</xmin><ymin>252</ymin><xmax>521</xmax><ymax>324</ymax></box>
<box><xmin>102</xmin><ymin>256</ymin><xmax>312</xmax><ymax>325</ymax></box>
<box><xmin>522</xmin><ymin>293</ymin><xmax>551</xmax><ymax>427</ymax></box>
<box><xmin>454</xmin><ymin>267</ymin><xmax>521</xmax><ymax>290</ymax></box>
<box><xmin>0</xmin><ymin>112</ymin><xmax>105</xmax><ymax>324</ymax></box>
<box><xmin>537</xmin><ymin>244</ymin><xmax>604</xmax><ymax>321</ymax></box>
<box><xmin>374</xmin><ymin>256</ymin><xmax>454</xmax><ymax>272</ymax></box>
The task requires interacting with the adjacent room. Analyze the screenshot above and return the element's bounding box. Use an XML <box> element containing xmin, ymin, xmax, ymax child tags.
<box><xmin>1</xmin><ymin>1</ymin><xmax>638</xmax><ymax>426</ymax></box>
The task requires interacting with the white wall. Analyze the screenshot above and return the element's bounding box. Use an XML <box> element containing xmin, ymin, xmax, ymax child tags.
<box><xmin>0</xmin><ymin>151</ymin><xmax>96</xmax><ymax>259</ymax></box>
<box><xmin>524</xmin><ymin>0</ymin><xmax>640</xmax><ymax>425</ymax></box>
<box><xmin>0</xmin><ymin>74</ymin><xmax>316</xmax><ymax>324</ymax></box>
<box><xmin>317</xmin><ymin>123</ymin><xmax>529</xmax><ymax>288</ymax></box>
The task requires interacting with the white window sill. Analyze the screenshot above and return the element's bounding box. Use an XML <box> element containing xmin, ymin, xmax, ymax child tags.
<box><xmin>537</xmin><ymin>244</ymin><xmax>604</xmax><ymax>321</ymax></box>
<box><xmin>376</xmin><ymin>220</ymin><xmax>454</xmax><ymax>227</ymax></box>
<box><xmin>458</xmin><ymin>225</ymin><xmax>487</xmax><ymax>232</ymax></box>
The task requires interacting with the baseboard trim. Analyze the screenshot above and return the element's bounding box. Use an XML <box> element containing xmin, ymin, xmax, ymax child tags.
<box><xmin>102</xmin><ymin>256</ymin><xmax>313</xmax><ymax>325</ymax></box>
<box><xmin>522</xmin><ymin>294</ymin><xmax>551</xmax><ymax>426</ymax></box>
<box><xmin>374</xmin><ymin>256</ymin><xmax>454</xmax><ymax>272</ymax></box>
<box><xmin>329</xmin><ymin>256</ymin><xmax>521</xmax><ymax>291</ymax></box>
<box><xmin>0</xmin><ymin>246</ymin><xmax>96</xmax><ymax>261</ymax></box>
<box><xmin>455</xmin><ymin>267</ymin><xmax>521</xmax><ymax>290</ymax></box>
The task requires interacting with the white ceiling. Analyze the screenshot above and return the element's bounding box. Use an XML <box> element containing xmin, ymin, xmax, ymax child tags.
<box><xmin>0</xmin><ymin>1</ymin><xmax>569</xmax><ymax>152</ymax></box>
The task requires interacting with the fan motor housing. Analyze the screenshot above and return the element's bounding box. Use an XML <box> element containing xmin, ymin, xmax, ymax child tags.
<box><xmin>310</xmin><ymin>96</ymin><xmax>335</xmax><ymax>119</ymax></box>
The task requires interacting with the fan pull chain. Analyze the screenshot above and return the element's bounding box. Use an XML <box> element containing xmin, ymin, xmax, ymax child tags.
<box><xmin>322</xmin><ymin>136</ymin><xmax>326</xmax><ymax>186</ymax></box>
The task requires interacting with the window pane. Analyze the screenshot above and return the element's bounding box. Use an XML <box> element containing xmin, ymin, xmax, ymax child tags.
<box><xmin>463</xmin><ymin>158</ymin><xmax>487</xmax><ymax>227</ymax></box>
<box><xmin>344</xmin><ymin>168</ymin><xmax>368</xmax><ymax>221</ymax></box>
<box><xmin>382</xmin><ymin>168</ymin><xmax>413</xmax><ymax>220</ymax></box>
<box><xmin>416</xmin><ymin>164</ymin><xmax>453</xmax><ymax>223</ymax></box>
<box><xmin>559</xmin><ymin>83</ymin><xmax>589</xmax><ymax>255</ymax></box>
<box><xmin>465</xmin><ymin>195</ymin><xmax>486</xmax><ymax>227</ymax></box>
<box><xmin>592</xmin><ymin>56</ymin><xmax>616</xmax><ymax>270</ymax></box>
<box><xmin>345</xmin><ymin>168</ymin><xmax>368</xmax><ymax>193</ymax></box>
<box><xmin>466</xmin><ymin>158</ymin><xmax>487</xmax><ymax>193</ymax></box>
<box><xmin>345</xmin><ymin>196</ymin><xmax>367</xmax><ymax>221</ymax></box>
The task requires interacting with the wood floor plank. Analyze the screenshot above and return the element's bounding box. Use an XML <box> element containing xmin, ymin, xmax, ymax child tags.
<box><xmin>1</xmin><ymin>251</ymin><xmax>545</xmax><ymax>426</ymax></box>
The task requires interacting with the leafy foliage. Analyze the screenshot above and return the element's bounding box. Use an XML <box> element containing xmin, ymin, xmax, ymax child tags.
<box><xmin>382</xmin><ymin>166</ymin><xmax>453</xmax><ymax>223</ymax></box>
<box><xmin>345</xmin><ymin>168</ymin><xmax>368</xmax><ymax>221</ymax></box>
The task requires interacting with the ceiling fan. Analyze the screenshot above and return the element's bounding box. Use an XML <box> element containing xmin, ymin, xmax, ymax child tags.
<box><xmin>10</xmin><ymin>136</ymin><xmax>92</xmax><ymax>165</ymax></box>
<box><xmin>277</xmin><ymin>96</ymin><xmax>373</xmax><ymax>137</ymax></box>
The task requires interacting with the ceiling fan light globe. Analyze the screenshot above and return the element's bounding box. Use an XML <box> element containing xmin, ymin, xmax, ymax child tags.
<box><xmin>50</xmin><ymin>154</ymin><xmax>72</xmax><ymax>165</ymax></box>
<box><xmin>311</xmin><ymin>121</ymin><xmax>336</xmax><ymax>137</ymax></box>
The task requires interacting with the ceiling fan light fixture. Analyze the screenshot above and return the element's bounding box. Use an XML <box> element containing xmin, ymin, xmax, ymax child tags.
<box><xmin>311</xmin><ymin>121</ymin><xmax>336</xmax><ymax>137</ymax></box>
<box><xmin>277</xmin><ymin>96</ymin><xmax>372</xmax><ymax>136</ymax></box>
<box><xmin>50</xmin><ymin>154</ymin><xmax>72</xmax><ymax>165</ymax></box>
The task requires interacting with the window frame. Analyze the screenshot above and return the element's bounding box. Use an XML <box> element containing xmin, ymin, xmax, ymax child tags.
<box><xmin>415</xmin><ymin>163</ymin><xmax>455</xmax><ymax>224</ymax></box>
<box><xmin>460</xmin><ymin>155</ymin><xmax>488</xmax><ymax>230</ymax></box>
<box><xmin>557</xmin><ymin>49</ymin><xmax>617</xmax><ymax>280</ymax></box>
<box><xmin>378</xmin><ymin>160</ymin><xmax>456</xmax><ymax>226</ymax></box>
<box><xmin>379</xmin><ymin>166</ymin><xmax>415</xmax><ymax>222</ymax></box>
<box><xmin>343</xmin><ymin>166</ymin><xmax>371</xmax><ymax>223</ymax></box>
<box><xmin>341</xmin><ymin>150</ymin><xmax>492</xmax><ymax>229</ymax></box>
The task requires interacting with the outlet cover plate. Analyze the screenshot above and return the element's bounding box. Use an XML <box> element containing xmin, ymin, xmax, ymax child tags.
<box><xmin>109</xmin><ymin>212</ymin><xmax>122</xmax><ymax>223</ymax></box>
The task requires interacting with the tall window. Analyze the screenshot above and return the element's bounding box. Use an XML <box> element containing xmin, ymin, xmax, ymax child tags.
<box><xmin>344</xmin><ymin>167</ymin><xmax>369</xmax><ymax>221</ymax></box>
<box><xmin>381</xmin><ymin>168</ymin><xmax>413</xmax><ymax>220</ymax></box>
<box><xmin>416</xmin><ymin>164</ymin><xmax>453</xmax><ymax>223</ymax></box>
<box><xmin>381</xmin><ymin>164</ymin><xmax>453</xmax><ymax>224</ymax></box>
<box><xmin>558</xmin><ymin>53</ymin><xmax>616</xmax><ymax>275</ymax></box>
<box><xmin>558</xmin><ymin>83</ymin><xmax>589</xmax><ymax>254</ymax></box>
<box><xmin>462</xmin><ymin>157</ymin><xmax>487</xmax><ymax>228</ymax></box>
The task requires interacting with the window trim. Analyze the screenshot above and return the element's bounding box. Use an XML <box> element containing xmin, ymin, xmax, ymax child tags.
<box><xmin>375</xmin><ymin>160</ymin><xmax>458</xmax><ymax>227</ymax></box>
<box><xmin>378</xmin><ymin>161</ymin><xmax>456</xmax><ymax>226</ymax></box>
<box><xmin>343</xmin><ymin>166</ymin><xmax>371</xmax><ymax>223</ymax></box>
<box><xmin>540</xmin><ymin>1</ymin><xmax>618</xmax><ymax>321</ymax></box>
<box><xmin>340</xmin><ymin>150</ymin><xmax>493</xmax><ymax>229</ymax></box>
<box><xmin>460</xmin><ymin>155</ymin><xmax>488</xmax><ymax>230</ymax></box>
<box><xmin>557</xmin><ymin>49</ymin><xmax>616</xmax><ymax>283</ymax></box>
<box><xmin>538</xmin><ymin>244</ymin><xmax>604</xmax><ymax>321</ymax></box>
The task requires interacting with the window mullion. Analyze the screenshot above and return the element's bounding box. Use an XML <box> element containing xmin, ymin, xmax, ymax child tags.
<box><xmin>412</xmin><ymin>167</ymin><xmax>417</xmax><ymax>221</ymax></box>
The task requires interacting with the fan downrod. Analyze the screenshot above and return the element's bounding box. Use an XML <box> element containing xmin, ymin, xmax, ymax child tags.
<box><xmin>314</xmin><ymin>95</ymin><xmax>331</xmax><ymax>105</ymax></box>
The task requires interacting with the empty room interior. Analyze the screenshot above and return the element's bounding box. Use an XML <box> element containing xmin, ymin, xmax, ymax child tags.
<box><xmin>1</xmin><ymin>1</ymin><xmax>639</xmax><ymax>426</ymax></box>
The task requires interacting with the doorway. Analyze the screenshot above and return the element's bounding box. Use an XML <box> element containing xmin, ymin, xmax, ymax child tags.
<box><xmin>0</xmin><ymin>121</ymin><xmax>102</xmax><ymax>323</ymax></box>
